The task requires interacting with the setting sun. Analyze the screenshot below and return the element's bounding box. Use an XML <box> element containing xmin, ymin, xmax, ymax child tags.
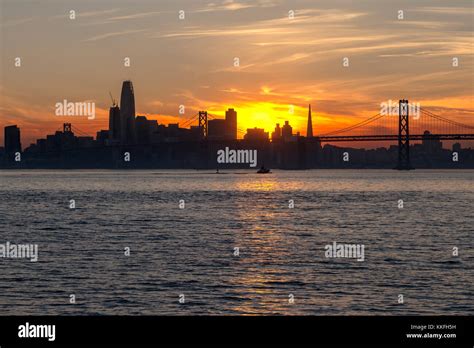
<box><xmin>212</xmin><ymin>102</ymin><xmax>308</xmax><ymax>138</ymax></box>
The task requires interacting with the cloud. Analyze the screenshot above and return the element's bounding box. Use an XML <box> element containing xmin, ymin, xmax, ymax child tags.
<box><xmin>148</xmin><ymin>100</ymin><xmax>164</xmax><ymax>107</ymax></box>
<box><xmin>82</xmin><ymin>29</ymin><xmax>147</xmax><ymax>42</ymax></box>
<box><xmin>413</xmin><ymin>6</ymin><xmax>473</xmax><ymax>15</ymax></box>
<box><xmin>1</xmin><ymin>17</ymin><xmax>34</xmax><ymax>27</ymax></box>
<box><xmin>50</xmin><ymin>8</ymin><xmax>121</xmax><ymax>20</ymax></box>
<box><xmin>158</xmin><ymin>27</ymin><xmax>302</xmax><ymax>39</ymax></box>
<box><xmin>157</xmin><ymin>8</ymin><xmax>367</xmax><ymax>40</ymax></box>
<box><xmin>106</xmin><ymin>11</ymin><xmax>164</xmax><ymax>21</ymax></box>
<box><xmin>196</xmin><ymin>0</ymin><xmax>278</xmax><ymax>12</ymax></box>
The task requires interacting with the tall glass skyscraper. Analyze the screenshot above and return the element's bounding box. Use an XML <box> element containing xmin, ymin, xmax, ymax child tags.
<box><xmin>120</xmin><ymin>80</ymin><xmax>136</xmax><ymax>144</ymax></box>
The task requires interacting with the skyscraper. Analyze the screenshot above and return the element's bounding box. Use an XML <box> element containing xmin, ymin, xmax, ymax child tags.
<box><xmin>244</xmin><ymin>127</ymin><xmax>268</xmax><ymax>141</ymax></box>
<box><xmin>282</xmin><ymin>121</ymin><xmax>293</xmax><ymax>139</ymax></box>
<box><xmin>4</xmin><ymin>125</ymin><xmax>21</xmax><ymax>154</ymax></box>
<box><xmin>272</xmin><ymin>123</ymin><xmax>282</xmax><ymax>141</ymax></box>
<box><xmin>307</xmin><ymin>104</ymin><xmax>313</xmax><ymax>138</ymax></box>
<box><xmin>108</xmin><ymin>104</ymin><xmax>121</xmax><ymax>141</ymax></box>
<box><xmin>208</xmin><ymin>119</ymin><xmax>227</xmax><ymax>140</ymax></box>
<box><xmin>120</xmin><ymin>80</ymin><xmax>136</xmax><ymax>144</ymax></box>
<box><xmin>225</xmin><ymin>108</ymin><xmax>237</xmax><ymax>140</ymax></box>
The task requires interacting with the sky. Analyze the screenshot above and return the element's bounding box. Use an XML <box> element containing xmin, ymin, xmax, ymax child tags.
<box><xmin>1</xmin><ymin>0</ymin><xmax>473</xmax><ymax>147</ymax></box>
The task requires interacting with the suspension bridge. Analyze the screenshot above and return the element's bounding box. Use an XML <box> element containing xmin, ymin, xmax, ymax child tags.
<box><xmin>316</xmin><ymin>100</ymin><xmax>474</xmax><ymax>169</ymax></box>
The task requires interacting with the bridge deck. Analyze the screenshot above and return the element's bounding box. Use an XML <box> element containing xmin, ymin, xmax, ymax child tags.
<box><xmin>317</xmin><ymin>134</ymin><xmax>474</xmax><ymax>142</ymax></box>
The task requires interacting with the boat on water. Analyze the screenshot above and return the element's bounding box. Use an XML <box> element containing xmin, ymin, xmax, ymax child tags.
<box><xmin>215</xmin><ymin>167</ymin><xmax>227</xmax><ymax>174</ymax></box>
<box><xmin>257</xmin><ymin>166</ymin><xmax>271</xmax><ymax>174</ymax></box>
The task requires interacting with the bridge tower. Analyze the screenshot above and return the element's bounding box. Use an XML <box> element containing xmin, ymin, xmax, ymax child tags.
<box><xmin>396</xmin><ymin>99</ymin><xmax>412</xmax><ymax>170</ymax></box>
<box><xmin>198</xmin><ymin>111</ymin><xmax>208</xmax><ymax>139</ymax></box>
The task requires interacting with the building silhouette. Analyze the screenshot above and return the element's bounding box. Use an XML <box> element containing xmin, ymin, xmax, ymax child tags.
<box><xmin>4</xmin><ymin>125</ymin><xmax>21</xmax><ymax>155</ymax></box>
<box><xmin>307</xmin><ymin>104</ymin><xmax>313</xmax><ymax>138</ymax></box>
<box><xmin>135</xmin><ymin>115</ymin><xmax>158</xmax><ymax>144</ymax></box>
<box><xmin>208</xmin><ymin>108</ymin><xmax>237</xmax><ymax>140</ymax></box>
<box><xmin>96</xmin><ymin>130</ymin><xmax>109</xmax><ymax>146</ymax></box>
<box><xmin>208</xmin><ymin>119</ymin><xmax>227</xmax><ymax>140</ymax></box>
<box><xmin>422</xmin><ymin>130</ymin><xmax>442</xmax><ymax>153</ymax></box>
<box><xmin>282</xmin><ymin>121</ymin><xmax>293</xmax><ymax>140</ymax></box>
<box><xmin>120</xmin><ymin>80</ymin><xmax>136</xmax><ymax>145</ymax></box>
<box><xmin>272</xmin><ymin>123</ymin><xmax>282</xmax><ymax>141</ymax></box>
<box><xmin>244</xmin><ymin>127</ymin><xmax>268</xmax><ymax>141</ymax></box>
<box><xmin>108</xmin><ymin>104</ymin><xmax>121</xmax><ymax>143</ymax></box>
<box><xmin>225</xmin><ymin>108</ymin><xmax>237</xmax><ymax>140</ymax></box>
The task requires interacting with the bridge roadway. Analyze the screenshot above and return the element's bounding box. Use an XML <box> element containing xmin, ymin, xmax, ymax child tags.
<box><xmin>316</xmin><ymin>134</ymin><xmax>474</xmax><ymax>142</ymax></box>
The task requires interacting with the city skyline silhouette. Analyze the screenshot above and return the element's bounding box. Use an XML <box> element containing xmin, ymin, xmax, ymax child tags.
<box><xmin>2</xmin><ymin>79</ymin><xmax>474</xmax><ymax>169</ymax></box>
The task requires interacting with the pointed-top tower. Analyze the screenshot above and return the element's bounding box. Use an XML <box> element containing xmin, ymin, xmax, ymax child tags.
<box><xmin>120</xmin><ymin>80</ymin><xmax>136</xmax><ymax>144</ymax></box>
<box><xmin>306</xmin><ymin>104</ymin><xmax>313</xmax><ymax>138</ymax></box>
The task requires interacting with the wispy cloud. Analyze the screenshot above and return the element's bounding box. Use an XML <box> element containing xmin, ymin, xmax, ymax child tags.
<box><xmin>82</xmin><ymin>29</ymin><xmax>147</xmax><ymax>42</ymax></box>
<box><xmin>51</xmin><ymin>8</ymin><xmax>121</xmax><ymax>19</ymax></box>
<box><xmin>158</xmin><ymin>27</ymin><xmax>302</xmax><ymax>39</ymax></box>
<box><xmin>1</xmin><ymin>17</ymin><xmax>34</xmax><ymax>27</ymax></box>
<box><xmin>157</xmin><ymin>8</ymin><xmax>367</xmax><ymax>40</ymax></box>
<box><xmin>413</xmin><ymin>6</ymin><xmax>473</xmax><ymax>15</ymax></box>
<box><xmin>106</xmin><ymin>11</ymin><xmax>164</xmax><ymax>21</ymax></box>
<box><xmin>195</xmin><ymin>0</ymin><xmax>278</xmax><ymax>12</ymax></box>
